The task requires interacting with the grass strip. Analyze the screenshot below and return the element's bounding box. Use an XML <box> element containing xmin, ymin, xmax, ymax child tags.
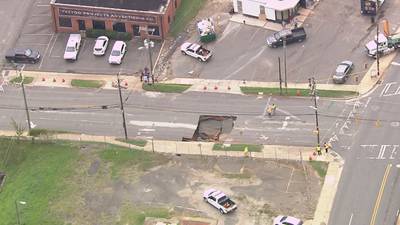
<box><xmin>116</xmin><ymin>138</ymin><xmax>147</xmax><ymax>147</ymax></box>
<box><xmin>10</xmin><ymin>76</ymin><xmax>34</xmax><ymax>84</ymax></box>
<box><xmin>213</xmin><ymin>143</ymin><xmax>263</xmax><ymax>152</ymax></box>
<box><xmin>240</xmin><ymin>87</ymin><xmax>358</xmax><ymax>98</ymax></box>
<box><xmin>142</xmin><ymin>83</ymin><xmax>191</xmax><ymax>93</ymax></box>
<box><xmin>71</xmin><ymin>79</ymin><xmax>104</xmax><ymax>88</ymax></box>
<box><xmin>119</xmin><ymin>206</ymin><xmax>171</xmax><ymax>225</ymax></box>
<box><xmin>309</xmin><ymin>161</ymin><xmax>328</xmax><ymax>178</ymax></box>
<box><xmin>28</xmin><ymin>128</ymin><xmax>71</xmax><ymax>137</ymax></box>
<box><xmin>169</xmin><ymin>0</ymin><xmax>206</xmax><ymax>37</ymax></box>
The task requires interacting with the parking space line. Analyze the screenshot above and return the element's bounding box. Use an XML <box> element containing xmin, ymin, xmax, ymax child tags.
<box><xmin>17</xmin><ymin>43</ymin><xmax>49</xmax><ymax>46</ymax></box>
<box><xmin>21</xmin><ymin>33</ymin><xmax>53</xmax><ymax>36</ymax></box>
<box><xmin>39</xmin><ymin>33</ymin><xmax>56</xmax><ymax>69</ymax></box>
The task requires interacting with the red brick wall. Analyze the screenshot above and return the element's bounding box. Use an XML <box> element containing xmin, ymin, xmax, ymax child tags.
<box><xmin>161</xmin><ymin>0</ymin><xmax>181</xmax><ymax>37</ymax></box>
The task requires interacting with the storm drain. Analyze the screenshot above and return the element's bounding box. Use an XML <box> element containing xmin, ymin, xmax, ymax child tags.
<box><xmin>183</xmin><ymin>115</ymin><xmax>236</xmax><ymax>142</ymax></box>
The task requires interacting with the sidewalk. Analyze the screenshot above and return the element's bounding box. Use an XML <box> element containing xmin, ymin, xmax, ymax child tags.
<box><xmin>0</xmin><ymin>130</ymin><xmax>342</xmax><ymax>225</ymax></box>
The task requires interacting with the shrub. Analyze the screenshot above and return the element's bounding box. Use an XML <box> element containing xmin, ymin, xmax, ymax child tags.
<box><xmin>86</xmin><ymin>29</ymin><xmax>132</xmax><ymax>41</ymax></box>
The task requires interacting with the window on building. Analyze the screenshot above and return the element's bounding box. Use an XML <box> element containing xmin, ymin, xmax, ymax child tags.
<box><xmin>168</xmin><ymin>16</ymin><xmax>171</xmax><ymax>24</ymax></box>
<box><xmin>282</xmin><ymin>10</ymin><xmax>289</xmax><ymax>21</ymax></box>
<box><xmin>113</xmin><ymin>22</ymin><xmax>126</xmax><ymax>32</ymax></box>
<box><xmin>92</xmin><ymin>20</ymin><xmax>106</xmax><ymax>30</ymax></box>
<box><xmin>147</xmin><ymin>26</ymin><xmax>160</xmax><ymax>36</ymax></box>
<box><xmin>59</xmin><ymin>17</ymin><xmax>72</xmax><ymax>27</ymax></box>
<box><xmin>275</xmin><ymin>11</ymin><xmax>283</xmax><ymax>21</ymax></box>
<box><xmin>132</xmin><ymin>25</ymin><xmax>140</xmax><ymax>36</ymax></box>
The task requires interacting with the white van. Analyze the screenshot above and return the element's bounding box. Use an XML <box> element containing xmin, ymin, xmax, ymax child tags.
<box><xmin>63</xmin><ymin>34</ymin><xmax>81</xmax><ymax>61</ymax></box>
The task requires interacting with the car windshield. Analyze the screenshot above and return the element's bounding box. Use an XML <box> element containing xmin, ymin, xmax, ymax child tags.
<box><xmin>111</xmin><ymin>50</ymin><xmax>120</xmax><ymax>56</ymax></box>
<box><xmin>336</xmin><ymin>64</ymin><xmax>348</xmax><ymax>75</ymax></box>
<box><xmin>66</xmin><ymin>46</ymin><xmax>75</xmax><ymax>52</ymax></box>
<box><xmin>94</xmin><ymin>47</ymin><xmax>103</xmax><ymax>51</ymax></box>
<box><xmin>218</xmin><ymin>196</ymin><xmax>228</xmax><ymax>204</ymax></box>
<box><xmin>24</xmin><ymin>49</ymin><xmax>32</xmax><ymax>56</ymax></box>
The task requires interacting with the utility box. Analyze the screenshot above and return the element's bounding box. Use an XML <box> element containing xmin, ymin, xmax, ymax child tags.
<box><xmin>360</xmin><ymin>0</ymin><xmax>385</xmax><ymax>15</ymax></box>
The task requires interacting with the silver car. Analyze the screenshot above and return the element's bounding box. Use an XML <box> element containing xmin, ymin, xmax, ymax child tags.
<box><xmin>332</xmin><ymin>60</ymin><xmax>353</xmax><ymax>84</ymax></box>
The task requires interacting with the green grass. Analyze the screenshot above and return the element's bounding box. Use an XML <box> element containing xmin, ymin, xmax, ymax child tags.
<box><xmin>99</xmin><ymin>145</ymin><xmax>168</xmax><ymax>178</ymax></box>
<box><xmin>169</xmin><ymin>0</ymin><xmax>206</xmax><ymax>37</ymax></box>
<box><xmin>28</xmin><ymin>128</ymin><xmax>71</xmax><ymax>137</ymax></box>
<box><xmin>10</xmin><ymin>76</ymin><xmax>34</xmax><ymax>84</ymax></box>
<box><xmin>142</xmin><ymin>83</ymin><xmax>191</xmax><ymax>93</ymax></box>
<box><xmin>118</xmin><ymin>206</ymin><xmax>171</xmax><ymax>225</ymax></box>
<box><xmin>309</xmin><ymin>161</ymin><xmax>328</xmax><ymax>178</ymax></box>
<box><xmin>213</xmin><ymin>143</ymin><xmax>263</xmax><ymax>152</ymax></box>
<box><xmin>71</xmin><ymin>79</ymin><xmax>104</xmax><ymax>88</ymax></box>
<box><xmin>240</xmin><ymin>87</ymin><xmax>359</xmax><ymax>98</ymax></box>
<box><xmin>116</xmin><ymin>138</ymin><xmax>148</xmax><ymax>147</ymax></box>
<box><xmin>0</xmin><ymin>138</ymin><xmax>79</xmax><ymax>225</ymax></box>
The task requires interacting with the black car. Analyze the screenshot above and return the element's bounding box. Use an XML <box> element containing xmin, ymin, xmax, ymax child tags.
<box><xmin>5</xmin><ymin>48</ymin><xmax>41</xmax><ymax>64</ymax></box>
<box><xmin>266</xmin><ymin>27</ymin><xmax>307</xmax><ymax>48</ymax></box>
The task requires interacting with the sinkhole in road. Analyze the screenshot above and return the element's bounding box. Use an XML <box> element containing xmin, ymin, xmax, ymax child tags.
<box><xmin>183</xmin><ymin>115</ymin><xmax>237</xmax><ymax>141</ymax></box>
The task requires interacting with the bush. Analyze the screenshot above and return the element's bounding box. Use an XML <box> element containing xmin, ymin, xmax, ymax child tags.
<box><xmin>86</xmin><ymin>29</ymin><xmax>132</xmax><ymax>41</ymax></box>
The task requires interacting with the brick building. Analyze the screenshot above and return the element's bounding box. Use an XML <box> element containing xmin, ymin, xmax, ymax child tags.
<box><xmin>50</xmin><ymin>0</ymin><xmax>181</xmax><ymax>40</ymax></box>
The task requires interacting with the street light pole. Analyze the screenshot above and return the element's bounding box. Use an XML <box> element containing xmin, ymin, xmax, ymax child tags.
<box><xmin>144</xmin><ymin>39</ymin><xmax>155</xmax><ymax>84</ymax></box>
<box><xmin>375</xmin><ymin>13</ymin><xmax>380</xmax><ymax>78</ymax></box>
<box><xmin>116</xmin><ymin>72</ymin><xmax>128</xmax><ymax>140</ymax></box>
<box><xmin>309</xmin><ymin>77</ymin><xmax>320</xmax><ymax>146</ymax></box>
<box><xmin>17</xmin><ymin>65</ymin><xmax>31</xmax><ymax>132</ymax></box>
<box><xmin>282</xmin><ymin>21</ymin><xmax>288</xmax><ymax>94</ymax></box>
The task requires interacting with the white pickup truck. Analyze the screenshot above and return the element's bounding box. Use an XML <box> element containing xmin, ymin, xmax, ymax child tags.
<box><xmin>64</xmin><ymin>34</ymin><xmax>82</xmax><ymax>61</ymax></box>
<box><xmin>180</xmin><ymin>42</ymin><xmax>212</xmax><ymax>62</ymax></box>
<box><xmin>203</xmin><ymin>189</ymin><xmax>237</xmax><ymax>214</ymax></box>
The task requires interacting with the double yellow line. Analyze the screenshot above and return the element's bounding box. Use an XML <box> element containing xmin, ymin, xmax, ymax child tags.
<box><xmin>370</xmin><ymin>164</ymin><xmax>392</xmax><ymax>225</ymax></box>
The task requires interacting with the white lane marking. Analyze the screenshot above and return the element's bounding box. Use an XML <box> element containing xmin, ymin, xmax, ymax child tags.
<box><xmin>279</xmin><ymin>116</ymin><xmax>291</xmax><ymax>130</ymax></box>
<box><xmin>364</xmin><ymin>97</ymin><xmax>371</xmax><ymax>108</ymax></box>
<box><xmin>39</xmin><ymin>33</ymin><xmax>55</xmax><ymax>69</ymax></box>
<box><xmin>129</xmin><ymin>120</ymin><xmax>197</xmax><ymax>129</ymax></box>
<box><xmin>139</xmin><ymin>128</ymin><xmax>156</xmax><ymax>132</ymax></box>
<box><xmin>262</xmin><ymin>96</ymin><xmax>272</xmax><ymax>117</ymax></box>
<box><xmin>380</xmin><ymin>82</ymin><xmax>397</xmax><ymax>97</ymax></box>
<box><xmin>348</xmin><ymin>213</ymin><xmax>353</xmax><ymax>225</ymax></box>
<box><xmin>391</xmin><ymin>61</ymin><xmax>400</xmax><ymax>66</ymax></box>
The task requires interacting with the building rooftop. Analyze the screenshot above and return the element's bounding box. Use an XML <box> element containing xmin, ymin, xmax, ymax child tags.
<box><xmin>54</xmin><ymin>0</ymin><xmax>169</xmax><ymax>12</ymax></box>
<box><xmin>252</xmin><ymin>0</ymin><xmax>300</xmax><ymax>11</ymax></box>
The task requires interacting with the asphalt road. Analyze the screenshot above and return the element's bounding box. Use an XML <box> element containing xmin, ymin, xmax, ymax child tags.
<box><xmin>0</xmin><ymin>86</ymin><xmax>352</xmax><ymax>146</ymax></box>
<box><xmin>0</xmin><ymin>0</ymin><xmax>37</xmax><ymax>67</ymax></box>
<box><xmin>329</xmin><ymin>54</ymin><xmax>400</xmax><ymax>225</ymax></box>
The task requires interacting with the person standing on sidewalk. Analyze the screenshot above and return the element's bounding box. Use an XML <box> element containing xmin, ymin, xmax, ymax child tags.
<box><xmin>316</xmin><ymin>144</ymin><xmax>322</xmax><ymax>155</ymax></box>
<box><xmin>324</xmin><ymin>142</ymin><xmax>330</xmax><ymax>153</ymax></box>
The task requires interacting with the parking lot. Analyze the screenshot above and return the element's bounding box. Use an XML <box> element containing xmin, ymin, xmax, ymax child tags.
<box><xmin>8</xmin><ymin>0</ymin><xmax>161</xmax><ymax>75</ymax></box>
<box><xmin>171</xmin><ymin>0</ymin><xmax>400</xmax><ymax>84</ymax></box>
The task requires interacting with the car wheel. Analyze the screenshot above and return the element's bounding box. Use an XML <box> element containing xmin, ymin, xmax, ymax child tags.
<box><xmin>181</xmin><ymin>51</ymin><xmax>186</xmax><ymax>55</ymax></box>
<box><xmin>219</xmin><ymin>209</ymin><xmax>225</xmax><ymax>214</ymax></box>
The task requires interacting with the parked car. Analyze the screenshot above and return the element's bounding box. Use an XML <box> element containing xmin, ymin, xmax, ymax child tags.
<box><xmin>5</xmin><ymin>48</ymin><xmax>40</xmax><ymax>64</ymax></box>
<box><xmin>273</xmin><ymin>215</ymin><xmax>303</xmax><ymax>225</ymax></box>
<box><xmin>266</xmin><ymin>27</ymin><xmax>306</xmax><ymax>48</ymax></box>
<box><xmin>180</xmin><ymin>42</ymin><xmax>212</xmax><ymax>62</ymax></box>
<box><xmin>332</xmin><ymin>60</ymin><xmax>353</xmax><ymax>84</ymax></box>
<box><xmin>203</xmin><ymin>188</ymin><xmax>237</xmax><ymax>214</ymax></box>
<box><xmin>93</xmin><ymin>36</ymin><xmax>109</xmax><ymax>56</ymax></box>
<box><xmin>63</xmin><ymin>34</ymin><xmax>82</xmax><ymax>61</ymax></box>
<box><xmin>108</xmin><ymin>41</ymin><xmax>127</xmax><ymax>65</ymax></box>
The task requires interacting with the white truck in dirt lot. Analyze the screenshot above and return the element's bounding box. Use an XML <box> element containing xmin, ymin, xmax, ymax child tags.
<box><xmin>365</xmin><ymin>32</ymin><xmax>400</xmax><ymax>58</ymax></box>
<box><xmin>203</xmin><ymin>189</ymin><xmax>237</xmax><ymax>214</ymax></box>
<box><xmin>180</xmin><ymin>42</ymin><xmax>212</xmax><ymax>62</ymax></box>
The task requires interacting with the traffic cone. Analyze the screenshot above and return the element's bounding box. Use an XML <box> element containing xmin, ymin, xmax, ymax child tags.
<box><xmin>42</xmin><ymin>78</ymin><xmax>45</xmax><ymax>82</ymax></box>
<box><xmin>227</xmin><ymin>86</ymin><xmax>231</xmax><ymax>90</ymax></box>
<box><xmin>53</xmin><ymin>78</ymin><xmax>56</xmax><ymax>82</ymax></box>
<box><xmin>62</xmin><ymin>79</ymin><xmax>65</xmax><ymax>83</ymax></box>
<box><xmin>214</xmin><ymin>86</ymin><xmax>218</xmax><ymax>90</ymax></box>
<box><xmin>203</xmin><ymin>86</ymin><xmax>207</xmax><ymax>90</ymax></box>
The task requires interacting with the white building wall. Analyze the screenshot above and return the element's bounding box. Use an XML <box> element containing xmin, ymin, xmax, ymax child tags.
<box><xmin>265</xmin><ymin>7</ymin><xmax>276</xmax><ymax>20</ymax></box>
<box><xmin>233</xmin><ymin>0</ymin><xmax>238</xmax><ymax>12</ymax></box>
<box><xmin>242</xmin><ymin>0</ymin><xmax>261</xmax><ymax>17</ymax></box>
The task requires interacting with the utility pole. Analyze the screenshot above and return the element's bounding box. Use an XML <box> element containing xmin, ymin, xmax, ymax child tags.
<box><xmin>278</xmin><ymin>57</ymin><xmax>282</xmax><ymax>95</ymax></box>
<box><xmin>116</xmin><ymin>72</ymin><xmax>128</xmax><ymax>140</ymax></box>
<box><xmin>375</xmin><ymin>10</ymin><xmax>380</xmax><ymax>78</ymax></box>
<box><xmin>282</xmin><ymin>21</ymin><xmax>288</xmax><ymax>94</ymax></box>
<box><xmin>308</xmin><ymin>77</ymin><xmax>320</xmax><ymax>146</ymax></box>
<box><xmin>17</xmin><ymin>64</ymin><xmax>31</xmax><ymax>132</ymax></box>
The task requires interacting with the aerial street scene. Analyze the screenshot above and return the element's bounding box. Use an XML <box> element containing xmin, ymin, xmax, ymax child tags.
<box><xmin>1</xmin><ymin>0</ymin><xmax>400</xmax><ymax>224</ymax></box>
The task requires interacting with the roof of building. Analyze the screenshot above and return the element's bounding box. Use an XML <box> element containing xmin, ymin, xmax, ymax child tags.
<box><xmin>54</xmin><ymin>0</ymin><xmax>169</xmax><ymax>12</ymax></box>
<box><xmin>248</xmin><ymin>0</ymin><xmax>300</xmax><ymax>11</ymax></box>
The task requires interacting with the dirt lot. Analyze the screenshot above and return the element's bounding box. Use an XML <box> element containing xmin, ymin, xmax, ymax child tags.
<box><xmin>55</xmin><ymin>143</ymin><xmax>323</xmax><ymax>225</ymax></box>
